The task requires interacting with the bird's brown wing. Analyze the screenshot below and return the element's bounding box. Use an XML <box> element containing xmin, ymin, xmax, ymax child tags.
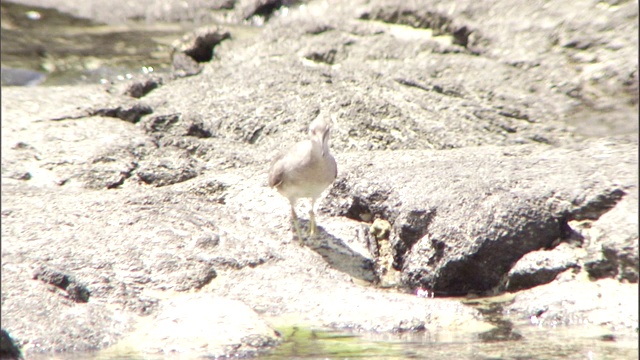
<box><xmin>268</xmin><ymin>153</ymin><xmax>286</xmax><ymax>188</ymax></box>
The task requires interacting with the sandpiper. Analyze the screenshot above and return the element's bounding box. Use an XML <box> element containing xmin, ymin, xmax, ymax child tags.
<box><xmin>268</xmin><ymin>115</ymin><xmax>337</xmax><ymax>240</ymax></box>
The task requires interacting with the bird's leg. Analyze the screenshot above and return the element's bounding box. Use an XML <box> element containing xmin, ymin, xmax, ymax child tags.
<box><xmin>290</xmin><ymin>203</ymin><xmax>304</xmax><ymax>242</ymax></box>
<box><xmin>309</xmin><ymin>199</ymin><xmax>317</xmax><ymax>236</ymax></box>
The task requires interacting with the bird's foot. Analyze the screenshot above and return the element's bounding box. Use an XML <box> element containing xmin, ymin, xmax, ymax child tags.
<box><xmin>292</xmin><ymin>219</ymin><xmax>305</xmax><ymax>244</ymax></box>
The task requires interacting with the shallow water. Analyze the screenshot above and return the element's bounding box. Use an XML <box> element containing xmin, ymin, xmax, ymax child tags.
<box><xmin>1</xmin><ymin>1</ymin><xmax>257</xmax><ymax>86</ymax></box>
<box><xmin>260</xmin><ymin>294</ymin><xmax>638</xmax><ymax>360</ymax></box>
<box><xmin>1</xmin><ymin>1</ymin><xmax>173</xmax><ymax>85</ymax></box>
<box><xmin>260</xmin><ymin>323</ymin><xmax>638</xmax><ymax>360</ymax></box>
<box><xmin>29</xmin><ymin>322</ymin><xmax>638</xmax><ymax>360</ymax></box>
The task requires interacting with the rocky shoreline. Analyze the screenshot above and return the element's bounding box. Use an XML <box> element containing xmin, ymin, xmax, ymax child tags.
<box><xmin>1</xmin><ymin>0</ymin><xmax>638</xmax><ymax>358</ymax></box>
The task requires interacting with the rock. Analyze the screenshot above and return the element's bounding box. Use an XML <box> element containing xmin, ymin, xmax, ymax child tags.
<box><xmin>105</xmin><ymin>294</ymin><xmax>281</xmax><ymax>358</ymax></box>
<box><xmin>0</xmin><ymin>329</ymin><xmax>23</xmax><ymax>360</ymax></box>
<box><xmin>194</xmin><ymin>233</ymin><xmax>221</xmax><ymax>249</ymax></box>
<box><xmin>392</xmin><ymin>318</ymin><xmax>426</xmax><ymax>333</ymax></box>
<box><xmin>2</xmin><ymin>263</ymin><xmax>133</xmax><ymax>355</ymax></box>
<box><xmin>240</xmin><ymin>0</ymin><xmax>305</xmax><ymax>23</ymax></box>
<box><xmin>324</xmin><ymin>140</ymin><xmax>637</xmax><ymax>296</ymax></box>
<box><xmin>32</xmin><ymin>265</ymin><xmax>91</xmax><ymax>303</ymax></box>
<box><xmin>91</xmin><ymin>102</ymin><xmax>154</xmax><ymax>124</ymax></box>
<box><xmin>135</xmin><ymin>156</ymin><xmax>200</xmax><ymax>187</ymax></box>
<box><xmin>171</xmin><ymin>26</ymin><xmax>231</xmax><ymax>77</ymax></box>
<box><xmin>583</xmin><ymin>191</ymin><xmax>639</xmax><ymax>283</ymax></box>
<box><xmin>506</xmin><ymin>243</ymin><xmax>580</xmax><ymax>292</ymax></box>
<box><xmin>123</xmin><ymin>77</ymin><xmax>163</xmax><ymax>99</ymax></box>
<box><xmin>504</xmin><ymin>276</ymin><xmax>639</xmax><ymax>331</ymax></box>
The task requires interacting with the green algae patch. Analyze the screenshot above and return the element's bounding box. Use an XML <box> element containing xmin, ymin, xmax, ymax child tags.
<box><xmin>265</xmin><ymin>326</ymin><xmax>403</xmax><ymax>359</ymax></box>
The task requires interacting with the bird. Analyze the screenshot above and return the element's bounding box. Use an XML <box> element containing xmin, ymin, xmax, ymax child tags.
<box><xmin>268</xmin><ymin>115</ymin><xmax>337</xmax><ymax>241</ymax></box>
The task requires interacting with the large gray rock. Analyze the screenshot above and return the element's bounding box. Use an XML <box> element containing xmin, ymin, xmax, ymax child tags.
<box><xmin>324</xmin><ymin>139</ymin><xmax>637</xmax><ymax>295</ymax></box>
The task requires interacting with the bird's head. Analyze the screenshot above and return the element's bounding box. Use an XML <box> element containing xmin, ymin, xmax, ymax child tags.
<box><xmin>308</xmin><ymin>116</ymin><xmax>332</xmax><ymax>156</ymax></box>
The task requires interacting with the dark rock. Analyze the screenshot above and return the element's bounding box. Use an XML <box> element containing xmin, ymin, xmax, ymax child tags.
<box><xmin>325</xmin><ymin>140</ymin><xmax>637</xmax><ymax>296</ymax></box>
<box><xmin>124</xmin><ymin>77</ymin><xmax>162</xmax><ymax>99</ymax></box>
<box><xmin>4</xmin><ymin>171</ymin><xmax>31</xmax><ymax>181</ymax></box>
<box><xmin>241</xmin><ymin>0</ymin><xmax>303</xmax><ymax>22</ymax></box>
<box><xmin>477</xmin><ymin>325</ymin><xmax>523</xmax><ymax>342</ymax></box>
<box><xmin>92</xmin><ymin>102</ymin><xmax>153</xmax><ymax>123</ymax></box>
<box><xmin>392</xmin><ymin>209</ymin><xmax>436</xmax><ymax>269</ymax></box>
<box><xmin>585</xmin><ymin>255</ymin><xmax>619</xmax><ymax>280</ymax></box>
<box><xmin>304</xmin><ymin>23</ymin><xmax>334</xmax><ymax>35</ymax></box>
<box><xmin>32</xmin><ymin>265</ymin><xmax>90</xmax><ymax>303</ymax></box>
<box><xmin>0</xmin><ymin>329</ymin><xmax>22</xmax><ymax>360</ymax></box>
<box><xmin>392</xmin><ymin>318</ymin><xmax>426</xmax><ymax>333</ymax></box>
<box><xmin>183</xmin><ymin>116</ymin><xmax>217</xmax><ymax>138</ymax></box>
<box><xmin>188</xmin><ymin>179</ymin><xmax>228</xmax><ymax>203</ymax></box>
<box><xmin>304</xmin><ymin>49</ymin><xmax>338</xmax><ymax>65</ymax></box>
<box><xmin>171</xmin><ymin>26</ymin><xmax>231</xmax><ymax>77</ymax></box>
<box><xmin>174</xmin><ymin>265</ymin><xmax>218</xmax><ymax>292</ymax></box>
<box><xmin>506</xmin><ymin>243</ymin><xmax>580</xmax><ymax>292</ymax></box>
<box><xmin>212</xmin><ymin>0</ymin><xmax>236</xmax><ymax>10</ymax></box>
<box><xmin>66</xmin><ymin>282</ymin><xmax>91</xmax><ymax>303</ymax></box>
<box><xmin>132</xmin><ymin>297</ymin><xmax>160</xmax><ymax>316</ymax></box>
<box><xmin>586</xmin><ymin>237</ymin><xmax>639</xmax><ymax>283</ymax></box>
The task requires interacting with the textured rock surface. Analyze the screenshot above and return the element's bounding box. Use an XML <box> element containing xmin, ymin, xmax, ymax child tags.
<box><xmin>323</xmin><ymin>140</ymin><xmax>637</xmax><ymax>295</ymax></box>
<box><xmin>1</xmin><ymin>0</ymin><xmax>638</xmax><ymax>358</ymax></box>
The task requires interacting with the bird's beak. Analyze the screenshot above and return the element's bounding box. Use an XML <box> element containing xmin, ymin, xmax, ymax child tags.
<box><xmin>321</xmin><ymin>127</ymin><xmax>330</xmax><ymax>156</ymax></box>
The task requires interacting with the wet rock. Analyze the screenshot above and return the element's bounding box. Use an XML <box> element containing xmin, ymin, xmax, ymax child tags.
<box><xmin>392</xmin><ymin>318</ymin><xmax>426</xmax><ymax>333</ymax></box>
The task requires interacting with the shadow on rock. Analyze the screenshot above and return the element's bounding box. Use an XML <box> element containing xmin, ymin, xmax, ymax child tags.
<box><xmin>301</xmin><ymin>223</ymin><xmax>377</xmax><ymax>284</ymax></box>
